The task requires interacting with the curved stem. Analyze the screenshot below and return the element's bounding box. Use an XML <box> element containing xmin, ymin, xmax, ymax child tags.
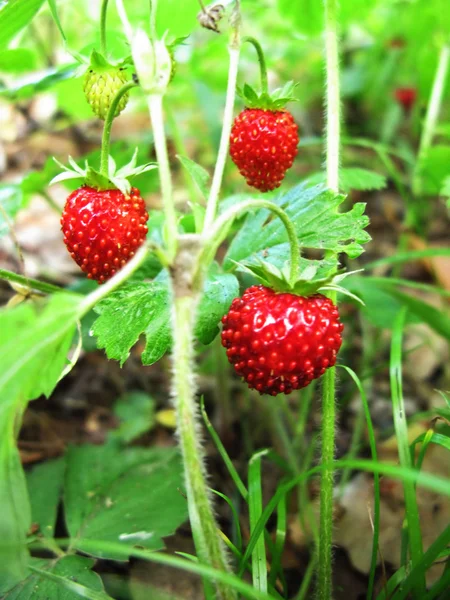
<box><xmin>319</xmin><ymin>0</ymin><xmax>340</xmax><ymax>598</ymax></box>
<box><xmin>412</xmin><ymin>44</ymin><xmax>450</xmax><ymax>197</ymax></box>
<box><xmin>146</xmin><ymin>94</ymin><xmax>178</xmax><ymax>262</ymax></box>
<box><xmin>100</xmin><ymin>81</ymin><xmax>137</xmax><ymax>176</ymax></box>
<box><xmin>242</xmin><ymin>36</ymin><xmax>269</xmax><ymax>94</ymax></box>
<box><xmin>203</xmin><ymin>28</ymin><xmax>241</xmax><ymax>231</ymax></box>
<box><xmin>171</xmin><ymin>292</ymin><xmax>236</xmax><ymax>600</ymax></box>
<box><xmin>100</xmin><ymin>0</ymin><xmax>109</xmax><ymax>55</ymax></box>
<box><xmin>0</xmin><ymin>269</ymin><xmax>62</xmax><ymax>295</ymax></box>
<box><xmin>197</xmin><ymin>199</ymin><xmax>300</xmax><ymax>287</ymax></box>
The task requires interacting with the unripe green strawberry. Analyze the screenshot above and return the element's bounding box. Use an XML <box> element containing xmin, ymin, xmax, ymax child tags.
<box><xmin>83</xmin><ymin>66</ymin><xmax>129</xmax><ymax>120</ymax></box>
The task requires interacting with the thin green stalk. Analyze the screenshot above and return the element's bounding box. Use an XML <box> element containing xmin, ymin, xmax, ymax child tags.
<box><xmin>100</xmin><ymin>0</ymin><xmax>109</xmax><ymax>55</ymax></box>
<box><xmin>99</xmin><ymin>81</ymin><xmax>137</xmax><ymax>176</ymax></box>
<box><xmin>197</xmin><ymin>198</ymin><xmax>300</xmax><ymax>287</ymax></box>
<box><xmin>147</xmin><ymin>94</ymin><xmax>178</xmax><ymax>262</ymax></box>
<box><xmin>149</xmin><ymin>0</ymin><xmax>157</xmax><ymax>40</ymax></box>
<box><xmin>203</xmin><ymin>38</ymin><xmax>241</xmax><ymax>231</ymax></box>
<box><xmin>171</xmin><ymin>294</ymin><xmax>236</xmax><ymax>600</ymax></box>
<box><xmin>413</xmin><ymin>44</ymin><xmax>450</xmax><ymax>197</ymax></box>
<box><xmin>242</xmin><ymin>36</ymin><xmax>268</xmax><ymax>94</ymax></box>
<box><xmin>319</xmin><ymin>0</ymin><xmax>341</xmax><ymax>597</ymax></box>
<box><xmin>390</xmin><ymin>308</ymin><xmax>425</xmax><ymax>597</ymax></box>
<box><xmin>0</xmin><ymin>268</ymin><xmax>62</xmax><ymax>295</ymax></box>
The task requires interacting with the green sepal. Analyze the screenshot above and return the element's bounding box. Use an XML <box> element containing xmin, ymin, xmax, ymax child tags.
<box><xmin>237</xmin><ymin>81</ymin><xmax>298</xmax><ymax>111</ymax></box>
<box><xmin>234</xmin><ymin>258</ymin><xmax>364</xmax><ymax>303</ymax></box>
<box><xmin>49</xmin><ymin>149</ymin><xmax>157</xmax><ymax>195</ymax></box>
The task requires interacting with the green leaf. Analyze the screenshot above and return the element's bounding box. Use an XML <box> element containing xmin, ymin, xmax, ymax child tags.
<box><xmin>196</xmin><ymin>268</ymin><xmax>239</xmax><ymax>345</ymax></box>
<box><xmin>344</xmin><ymin>276</ymin><xmax>450</xmax><ymax>339</ymax></box>
<box><xmin>47</xmin><ymin>0</ymin><xmax>66</xmax><ymax>41</ymax></box>
<box><xmin>93</xmin><ymin>265</ymin><xmax>237</xmax><ymax>365</ymax></box>
<box><xmin>0</xmin><ymin>185</ymin><xmax>24</xmax><ymax>239</ymax></box>
<box><xmin>0</xmin><ymin>294</ymin><xmax>81</xmax><ymax>592</ymax></box>
<box><xmin>26</xmin><ymin>457</ymin><xmax>66</xmax><ymax>539</ymax></box>
<box><xmin>110</xmin><ymin>392</ymin><xmax>156</xmax><ymax>444</ymax></box>
<box><xmin>64</xmin><ymin>444</ymin><xmax>188</xmax><ymax>559</ymax></box>
<box><xmin>0</xmin><ymin>0</ymin><xmax>46</xmax><ymax>50</ymax></box>
<box><xmin>0</xmin><ymin>49</ymin><xmax>37</xmax><ymax>73</ymax></box>
<box><xmin>417</xmin><ymin>145</ymin><xmax>450</xmax><ymax>195</ymax></box>
<box><xmin>224</xmin><ymin>183</ymin><xmax>370</xmax><ymax>269</ymax></box>
<box><xmin>305</xmin><ymin>168</ymin><xmax>387</xmax><ymax>192</ymax></box>
<box><xmin>93</xmin><ymin>272</ymin><xmax>172</xmax><ymax>367</ymax></box>
<box><xmin>177</xmin><ymin>155</ymin><xmax>210</xmax><ymax>200</ymax></box>
<box><xmin>0</xmin><ymin>63</ymin><xmax>78</xmax><ymax>100</ymax></box>
<box><xmin>5</xmin><ymin>556</ymin><xmax>105</xmax><ymax>599</ymax></box>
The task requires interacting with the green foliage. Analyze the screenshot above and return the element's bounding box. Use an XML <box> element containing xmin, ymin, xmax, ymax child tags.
<box><xmin>64</xmin><ymin>443</ymin><xmax>187</xmax><ymax>559</ymax></box>
<box><xmin>0</xmin><ymin>294</ymin><xmax>81</xmax><ymax>592</ymax></box>
<box><xmin>0</xmin><ymin>64</ymin><xmax>78</xmax><ymax>100</ymax></box>
<box><xmin>110</xmin><ymin>392</ymin><xmax>156</xmax><ymax>444</ymax></box>
<box><xmin>5</xmin><ymin>556</ymin><xmax>106</xmax><ymax>599</ymax></box>
<box><xmin>93</xmin><ymin>266</ymin><xmax>239</xmax><ymax>365</ymax></box>
<box><xmin>306</xmin><ymin>168</ymin><xmax>387</xmax><ymax>192</ymax></box>
<box><xmin>224</xmin><ymin>184</ymin><xmax>370</xmax><ymax>271</ymax></box>
<box><xmin>27</xmin><ymin>457</ymin><xmax>66</xmax><ymax>539</ymax></box>
<box><xmin>177</xmin><ymin>155</ymin><xmax>211</xmax><ymax>200</ymax></box>
<box><xmin>0</xmin><ymin>0</ymin><xmax>47</xmax><ymax>50</ymax></box>
<box><xmin>418</xmin><ymin>145</ymin><xmax>450</xmax><ymax>195</ymax></box>
<box><xmin>0</xmin><ymin>185</ymin><xmax>24</xmax><ymax>238</ymax></box>
<box><xmin>0</xmin><ymin>49</ymin><xmax>36</xmax><ymax>72</ymax></box>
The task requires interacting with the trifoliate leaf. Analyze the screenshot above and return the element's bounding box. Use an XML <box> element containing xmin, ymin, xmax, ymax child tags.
<box><xmin>224</xmin><ymin>183</ymin><xmax>371</xmax><ymax>270</ymax></box>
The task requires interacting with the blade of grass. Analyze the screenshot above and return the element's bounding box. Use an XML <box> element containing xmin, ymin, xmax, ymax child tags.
<box><xmin>248</xmin><ymin>449</ymin><xmax>269</xmax><ymax>593</ymax></box>
<box><xmin>339</xmin><ymin>366</ymin><xmax>380</xmax><ymax>600</ymax></box>
<box><xmin>268</xmin><ymin>495</ymin><xmax>287</xmax><ymax>594</ymax></box>
<box><xmin>201</xmin><ymin>397</ymin><xmax>248</xmax><ymax>500</ymax></box>
<box><xmin>36</xmin><ymin>539</ymin><xmax>275</xmax><ymax>600</ymax></box>
<box><xmin>389</xmin><ymin>524</ymin><xmax>450</xmax><ymax>600</ymax></box>
<box><xmin>29</xmin><ymin>566</ymin><xmax>114</xmax><ymax>600</ymax></box>
<box><xmin>390</xmin><ymin>308</ymin><xmax>425</xmax><ymax>596</ymax></box>
<box><xmin>211</xmin><ymin>489</ymin><xmax>243</xmax><ymax>552</ymax></box>
<box><xmin>295</xmin><ymin>552</ymin><xmax>317</xmax><ymax>600</ymax></box>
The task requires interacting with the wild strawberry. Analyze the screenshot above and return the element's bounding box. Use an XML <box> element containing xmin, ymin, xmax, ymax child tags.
<box><xmin>83</xmin><ymin>51</ymin><xmax>130</xmax><ymax>120</ymax></box>
<box><xmin>394</xmin><ymin>87</ymin><xmax>417</xmax><ymax>113</ymax></box>
<box><xmin>221</xmin><ymin>285</ymin><xmax>343</xmax><ymax>396</ymax></box>
<box><xmin>61</xmin><ymin>186</ymin><xmax>149</xmax><ymax>283</ymax></box>
<box><xmin>230</xmin><ymin>108</ymin><xmax>299</xmax><ymax>192</ymax></box>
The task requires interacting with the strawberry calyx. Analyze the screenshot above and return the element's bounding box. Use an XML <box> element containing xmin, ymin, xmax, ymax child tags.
<box><xmin>234</xmin><ymin>258</ymin><xmax>363</xmax><ymax>303</ymax></box>
<box><xmin>50</xmin><ymin>149</ymin><xmax>157</xmax><ymax>196</ymax></box>
<box><xmin>237</xmin><ymin>81</ymin><xmax>298</xmax><ymax>111</ymax></box>
<box><xmin>84</xmin><ymin>48</ymin><xmax>131</xmax><ymax>75</ymax></box>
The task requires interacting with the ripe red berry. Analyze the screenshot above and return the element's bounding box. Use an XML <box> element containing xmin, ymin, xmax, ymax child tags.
<box><xmin>229</xmin><ymin>108</ymin><xmax>299</xmax><ymax>192</ymax></box>
<box><xmin>61</xmin><ymin>186</ymin><xmax>149</xmax><ymax>283</ymax></box>
<box><xmin>394</xmin><ymin>87</ymin><xmax>417</xmax><ymax>112</ymax></box>
<box><xmin>221</xmin><ymin>285</ymin><xmax>343</xmax><ymax>396</ymax></box>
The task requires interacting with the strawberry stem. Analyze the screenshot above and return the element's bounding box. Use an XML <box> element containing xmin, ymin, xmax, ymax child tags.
<box><xmin>196</xmin><ymin>199</ymin><xmax>300</xmax><ymax>288</ymax></box>
<box><xmin>100</xmin><ymin>0</ymin><xmax>109</xmax><ymax>56</ymax></box>
<box><xmin>319</xmin><ymin>0</ymin><xmax>340</xmax><ymax>598</ymax></box>
<box><xmin>99</xmin><ymin>81</ymin><xmax>137</xmax><ymax>178</ymax></box>
<box><xmin>203</xmin><ymin>10</ymin><xmax>241</xmax><ymax>231</ymax></box>
<box><xmin>243</xmin><ymin>37</ymin><xmax>269</xmax><ymax>95</ymax></box>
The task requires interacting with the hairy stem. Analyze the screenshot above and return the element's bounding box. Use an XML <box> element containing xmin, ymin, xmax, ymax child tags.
<box><xmin>0</xmin><ymin>269</ymin><xmax>62</xmax><ymax>295</ymax></box>
<box><xmin>171</xmin><ymin>287</ymin><xmax>236</xmax><ymax>600</ymax></box>
<box><xmin>319</xmin><ymin>0</ymin><xmax>341</xmax><ymax>598</ymax></box>
<box><xmin>99</xmin><ymin>82</ymin><xmax>137</xmax><ymax>176</ymax></box>
<box><xmin>100</xmin><ymin>0</ymin><xmax>109</xmax><ymax>55</ymax></box>
<box><xmin>147</xmin><ymin>94</ymin><xmax>178</xmax><ymax>262</ymax></box>
<box><xmin>242</xmin><ymin>36</ymin><xmax>269</xmax><ymax>94</ymax></box>
<box><xmin>203</xmin><ymin>37</ymin><xmax>241</xmax><ymax>231</ymax></box>
<box><xmin>412</xmin><ymin>44</ymin><xmax>450</xmax><ymax>197</ymax></box>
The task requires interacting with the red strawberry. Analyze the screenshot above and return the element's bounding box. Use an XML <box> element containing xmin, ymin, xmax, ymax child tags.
<box><xmin>394</xmin><ymin>87</ymin><xmax>417</xmax><ymax>113</ymax></box>
<box><xmin>61</xmin><ymin>186</ymin><xmax>148</xmax><ymax>283</ymax></box>
<box><xmin>229</xmin><ymin>108</ymin><xmax>299</xmax><ymax>192</ymax></box>
<box><xmin>221</xmin><ymin>285</ymin><xmax>343</xmax><ymax>396</ymax></box>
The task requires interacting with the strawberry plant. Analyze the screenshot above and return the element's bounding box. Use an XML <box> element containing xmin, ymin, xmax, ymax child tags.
<box><xmin>1</xmin><ymin>0</ymin><xmax>450</xmax><ymax>599</ymax></box>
